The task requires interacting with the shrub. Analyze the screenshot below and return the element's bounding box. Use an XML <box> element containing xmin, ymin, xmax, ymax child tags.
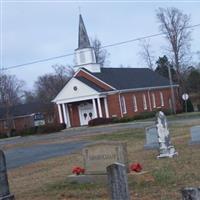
<box><xmin>17</xmin><ymin>123</ymin><xmax>66</xmax><ymax>136</ymax></box>
<box><xmin>88</xmin><ymin>118</ymin><xmax>113</xmax><ymax>126</ymax></box>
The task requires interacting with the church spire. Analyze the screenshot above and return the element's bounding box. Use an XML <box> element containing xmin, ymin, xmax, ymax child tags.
<box><xmin>78</xmin><ymin>14</ymin><xmax>91</xmax><ymax>49</ymax></box>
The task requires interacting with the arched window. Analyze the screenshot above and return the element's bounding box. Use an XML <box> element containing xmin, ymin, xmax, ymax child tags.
<box><xmin>132</xmin><ymin>95</ymin><xmax>138</xmax><ymax>112</ymax></box>
<box><xmin>120</xmin><ymin>96</ymin><xmax>127</xmax><ymax>114</ymax></box>
<box><xmin>152</xmin><ymin>93</ymin><xmax>156</xmax><ymax>108</ymax></box>
<box><xmin>160</xmin><ymin>92</ymin><xmax>164</xmax><ymax>106</ymax></box>
<box><xmin>143</xmin><ymin>94</ymin><xmax>147</xmax><ymax>110</ymax></box>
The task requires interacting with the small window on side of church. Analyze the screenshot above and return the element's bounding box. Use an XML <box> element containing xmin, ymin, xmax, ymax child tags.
<box><xmin>152</xmin><ymin>93</ymin><xmax>156</xmax><ymax>108</ymax></box>
<box><xmin>120</xmin><ymin>96</ymin><xmax>127</xmax><ymax>114</ymax></box>
<box><xmin>160</xmin><ymin>92</ymin><xmax>164</xmax><ymax>106</ymax></box>
<box><xmin>132</xmin><ymin>95</ymin><xmax>138</xmax><ymax>112</ymax></box>
<box><xmin>143</xmin><ymin>94</ymin><xmax>147</xmax><ymax>110</ymax></box>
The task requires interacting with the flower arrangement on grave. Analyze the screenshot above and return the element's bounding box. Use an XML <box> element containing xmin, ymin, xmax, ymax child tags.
<box><xmin>130</xmin><ymin>163</ymin><xmax>142</xmax><ymax>173</ymax></box>
<box><xmin>72</xmin><ymin>166</ymin><xmax>85</xmax><ymax>175</ymax></box>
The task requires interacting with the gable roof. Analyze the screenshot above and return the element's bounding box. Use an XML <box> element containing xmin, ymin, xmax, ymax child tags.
<box><xmin>0</xmin><ymin>102</ymin><xmax>54</xmax><ymax>119</ymax></box>
<box><xmin>83</xmin><ymin>68</ymin><xmax>173</xmax><ymax>90</ymax></box>
<box><xmin>75</xmin><ymin>77</ymin><xmax>107</xmax><ymax>92</ymax></box>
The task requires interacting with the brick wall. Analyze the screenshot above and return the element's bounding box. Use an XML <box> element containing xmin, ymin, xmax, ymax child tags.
<box><xmin>106</xmin><ymin>87</ymin><xmax>181</xmax><ymax>118</ymax></box>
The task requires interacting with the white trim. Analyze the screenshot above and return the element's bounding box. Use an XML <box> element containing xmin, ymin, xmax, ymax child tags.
<box><xmin>76</xmin><ymin>68</ymin><xmax>116</xmax><ymax>90</ymax></box>
<box><xmin>105</xmin><ymin>85</ymin><xmax>179</xmax><ymax>96</ymax></box>
<box><xmin>92</xmin><ymin>99</ymin><xmax>97</xmax><ymax>118</ymax></box>
<box><xmin>57</xmin><ymin>104</ymin><xmax>63</xmax><ymax>123</ymax></box>
<box><xmin>55</xmin><ymin>94</ymin><xmax>105</xmax><ymax>104</ymax></box>
<box><xmin>97</xmin><ymin>98</ymin><xmax>103</xmax><ymax>118</ymax></box>
<box><xmin>104</xmin><ymin>97</ymin><xmax>109</xmax><ymax>118</ymax></box>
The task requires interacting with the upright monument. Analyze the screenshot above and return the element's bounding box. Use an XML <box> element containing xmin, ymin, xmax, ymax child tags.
<box><xmin>0</xmin><ymin>150</ymin><xmax>15</xmax><ymax>200</ymax></box>
<box><xmin>156</xmin><ymin>111</ymin><xmax>178</xmax><ymax>158</ymax></box>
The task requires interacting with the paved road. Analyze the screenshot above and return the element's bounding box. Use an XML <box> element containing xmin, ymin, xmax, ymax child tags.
<box><xmin>4</xmin><ymin>141</ymin><xmax>89</xmax><ymax>169</ymax></box>
<box><xmin>1</xmin><ymin>118</ymin><xmax>199</xmax><ymax>169</ymax></box>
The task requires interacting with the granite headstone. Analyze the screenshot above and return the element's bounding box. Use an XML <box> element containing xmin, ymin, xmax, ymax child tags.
<box><xmin>82</xmin><ymin>141</ymin><xmax>128</xmax><ymax>174</ymax></box>
<box><xmin>0</xmin><ymin>150</ymin><xmax>15</xmax><ymax>200</ymax></box>
<box><xmin>144</xmin><ymin>126</ymin><xmax>159</xmax><ymax>150</ymax></box>
<box><xmin>189</xmin><ymin>126</ymin><xmax>200</xmax><ymax>145</ymax></box>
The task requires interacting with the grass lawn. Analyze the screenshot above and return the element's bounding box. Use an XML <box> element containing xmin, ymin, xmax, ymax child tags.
<box><xmin>8</xmin><ymin>117</ymin><xmax>200</xmax><ymax>200</ymax></box>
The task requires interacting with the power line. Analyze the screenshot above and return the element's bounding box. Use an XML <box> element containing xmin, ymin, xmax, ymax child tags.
<box><xmin>2</xmin><ymin>23</ymin><xmax>200</xmax><ymax>71</ymax></box>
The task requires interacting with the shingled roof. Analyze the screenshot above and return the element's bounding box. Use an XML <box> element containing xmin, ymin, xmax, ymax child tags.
<box><xmin>75</xmin><ymin>76</ymin><xmax>107</xmax><ymax>92</ymax></box>
<box><xmin>83</xmin><ymin>67</ymin><xmax>172</xmax><ymax>90</ymax></box>
<box><xmin>0</xmin><ymin>102</ymin><xmax>54</xmax><ymax>119</ymax></box>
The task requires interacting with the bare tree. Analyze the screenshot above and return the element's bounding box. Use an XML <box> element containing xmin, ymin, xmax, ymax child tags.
<box><xmin>34</xmin><ymin>65</ymin><xmax>74</xmax><ymax>102</ymax></box>
<box><xmin>91</xmin><ymin>37</ymin><xmax>110</xmax><ymax>67</ymax></box>
<box><xmin>0</xmin><ymin>73</ymin><xmax>25</xmax><ymax>135</ymax></box>
<box><xmin>139</xmin><ymin>39</ymin><xmax>155</xmax><ymax>70</ymax></box>
<box><xmin>156</xmin><ymin>7</ymin><xmax>191</xmax><ymax>87</ymax></box>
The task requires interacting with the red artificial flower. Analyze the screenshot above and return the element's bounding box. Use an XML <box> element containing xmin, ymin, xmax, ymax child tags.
<box><xmin>130</xmin><ymin>163</ymin><xmax>142</xmax><ymax>173</ymax></box>
<box><xmin>72</xmin><ymin>166</ymin><xmax>85</xmax><ymax>175</ymax></box>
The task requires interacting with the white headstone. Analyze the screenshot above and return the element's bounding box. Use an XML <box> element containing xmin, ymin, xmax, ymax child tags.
<box><xmin>156</xmin><ymin>111</ymin><xmax>178</xmax><ymax>158</ymax></box>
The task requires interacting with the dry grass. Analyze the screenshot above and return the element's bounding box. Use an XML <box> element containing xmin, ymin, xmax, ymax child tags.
<box><xmin>8</xmin><ymin>119</ymin><xmax>200</xmax><ymax>200</ymax></box>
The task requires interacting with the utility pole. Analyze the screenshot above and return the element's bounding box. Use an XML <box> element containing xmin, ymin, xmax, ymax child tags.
<box><xmin>167</xmin><ymin>63</ymin><xmax>176</xmax><ymax>114</ymax></box>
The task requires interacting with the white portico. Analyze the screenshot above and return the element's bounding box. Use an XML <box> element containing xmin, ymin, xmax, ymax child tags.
<box><xmin>53</xmin><ymin>77</ymin><xmax>109</xmax><ymax>127</ymax></box>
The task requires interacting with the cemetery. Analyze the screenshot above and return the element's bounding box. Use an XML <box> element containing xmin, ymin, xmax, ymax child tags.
<box><xmin>1</xmin><ymin>112</ymin><xmax>200</xmax><ymax>200</ymax></box>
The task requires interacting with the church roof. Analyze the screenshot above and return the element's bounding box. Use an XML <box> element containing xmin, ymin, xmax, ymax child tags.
<box><xmin>82</xmin><ymin>67</ymin><xmax>173</xmax><ymax>90</ymax></box>
<box><xmin>78</xmin><ymin>14</ymin><xmax>91</xmax><ymax>49</ymax></box>
<box><xmin>75</xmin><ymin>76</ymin><xmax>107</xmax><ymax>92</ymax></box>
<box><xmin>0</xmin><ymin>102</ymin><xmax>54</xmax><ymax>119</ymax></box>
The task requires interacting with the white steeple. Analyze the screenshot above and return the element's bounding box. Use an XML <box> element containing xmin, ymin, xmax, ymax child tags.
<box><xmin>74</xmin><ymin>15</ymin><xmax>101</xmax><ymax>73</ymax></box>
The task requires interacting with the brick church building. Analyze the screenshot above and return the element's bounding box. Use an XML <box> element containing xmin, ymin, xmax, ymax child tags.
<box><xmin>53</xmin><ymin>15</ymin><xmax>181</xmax><ymax>128</ymax></box>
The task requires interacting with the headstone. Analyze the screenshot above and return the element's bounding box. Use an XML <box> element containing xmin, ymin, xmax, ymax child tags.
<box><xmin>144</xmin><ymin>126</ymin><xmax>159</xmax><ymax>150</ymax></box>
<box><xmin>189</xmin><ymin>126</ymin><xmax>200</xmax><ymax>145</ymax></box>
<box><xmin>82</xmin><ymin>141</ymin><xmax>128</xmax><ymax>174</ymax></box>
<box><xmin>107</xmin><ymin>163</ymin><xmax>130</xmax><ymax>200</ymax></box>
<box><xmin>181</xmin><ymin>187</ymin><xmax>200</xmax><ymax>200</ymax></box>
<box><xmin>0</xmin><ymin>150</ymin><xmax>15</xmax><ymax>200</ymax></box>
<box><xmin>156</xmin><ymin>111</ymin><xmax>178</xmax><ymax>158</ymax></box>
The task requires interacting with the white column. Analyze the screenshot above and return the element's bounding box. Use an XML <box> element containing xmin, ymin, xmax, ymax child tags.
<box><xmin>65</xmin><ymin>104</ymin><xmax>71</xmax><ymax>128</ymax></box>
<box><xmin>62</xmin><ymin>103</ymin><xmax>68</xmax><ymax>125</ymax></box>
<box><xmin>97</xmin><ymin>98</ymin><xmax>103</xmax><ymax>118</ymax></box>
<box><xmin>104</xmin><ymin>97</ymin><xmax>109</xmax><ymax>118</ymax></box>
<box><xmin>92</xmin><ymin>99</ymin><xmax>97</xmax><ymax>118</ymax></box>
<box><xmin>57</xmin><ymin>104</ymin><xmax>63</xmax><ymax>123</ymax></box>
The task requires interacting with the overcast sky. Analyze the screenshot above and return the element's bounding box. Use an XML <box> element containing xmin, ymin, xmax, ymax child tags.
<box><xmin>1</xmin><ymin>1</ymin><xmax>200</xmax><ymax>89</ymax></box>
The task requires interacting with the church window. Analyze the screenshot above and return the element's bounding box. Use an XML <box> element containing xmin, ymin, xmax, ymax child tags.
<box><xmin>160</xmin><ymin>92</ymin><xmax>164</xmax><ymax>106</ymax></box>
<box><xmin>143</xmin><ymin>94</ymin><xmax>147</xmax><ymax>110</ymax></box>
<box><xmin>132</xmin><ymin>95</ymin><xmax>138</xmax><ymax>112</ymax></box>
<box><xmin>152</xmin><ymin>93</ymin><xmax>156</xmax><ymax>108</ymax></box>
<box><xmin>120</xmin><ymin>96</ymin><xmax>127</xmax><ymax>114</ymax></box>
